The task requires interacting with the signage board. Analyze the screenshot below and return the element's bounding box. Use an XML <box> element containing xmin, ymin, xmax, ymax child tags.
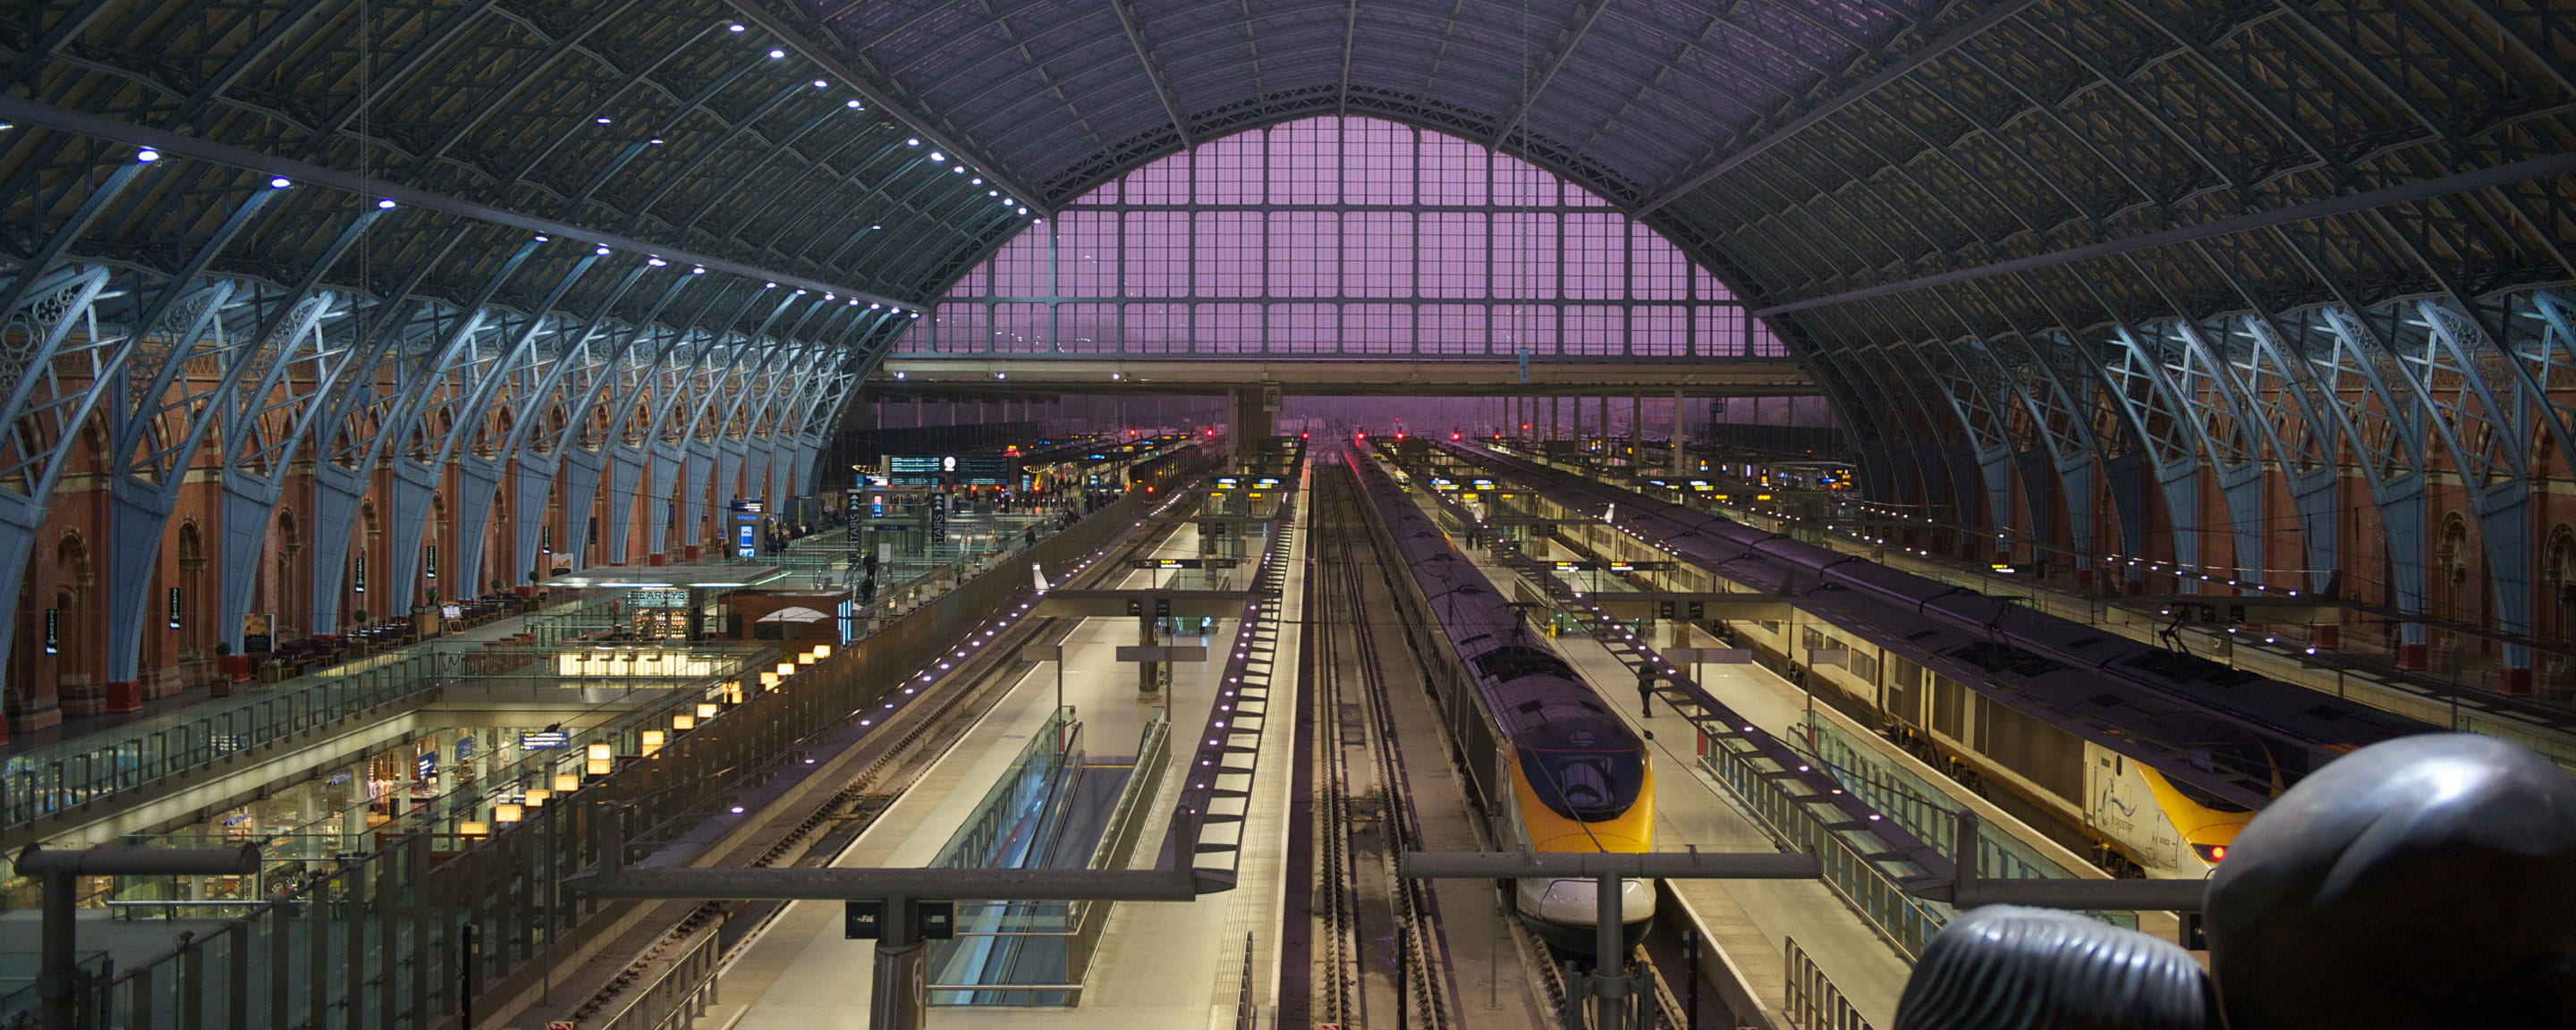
<box><xmin>520</xmin><ymin>730</ymin><xmax>571</xmax><ymax>749</ymax></box>
<box><xmin>631</xmin><ymin>589</ymin><xmax>691</xmax><ymax>609</ymax></box>
<box><xmin>952</xmin><ymin>455</ymin><xmax>1013</xmax><ymax>485</ymax></box>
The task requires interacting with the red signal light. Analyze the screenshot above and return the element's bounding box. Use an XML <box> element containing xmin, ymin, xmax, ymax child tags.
<box><xmin>1451</xmin><ymin>432</ymin><xmax>1462</xmax><ymax>441</ymax></box>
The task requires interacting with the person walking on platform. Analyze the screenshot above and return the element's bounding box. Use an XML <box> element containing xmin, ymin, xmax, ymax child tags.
<box><xmin>1637</xmin><ymin>670</ymin><xmax>1657</xmax><ymax>716</ymax></box>
<box><xmin>858</xmin><ymin>576</ymin><xmax>877</xmax><ymax>605</ymax></box>
<box><xmin>1023</xmin><ymin>527</ymin><xmax>1038</xmax><ymax>550</ymax></box>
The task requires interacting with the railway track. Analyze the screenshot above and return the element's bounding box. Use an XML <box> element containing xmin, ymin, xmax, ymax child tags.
<box><xmin>1302</xmin><ymin>464</ymin><xmax>1458</xmax><ymax>1030</ymax></box>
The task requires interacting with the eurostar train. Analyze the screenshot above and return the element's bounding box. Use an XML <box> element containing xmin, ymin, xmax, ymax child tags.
<box><xmin>1346</xmin><ymin>445</ymin><xmax>1654</xmax><ymax>950</ymax></box>
<box><xmin>1442</xmin><ymin>441</ymin><xmax>2436</xmax><ymax>878</ymax></box>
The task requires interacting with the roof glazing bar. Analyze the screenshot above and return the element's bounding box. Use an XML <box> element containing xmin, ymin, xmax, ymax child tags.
<box><xmin>1636</xmin><ymin>0</ymin><xmax>2044</xmax><ymax>215</ymax></box>
<box><xmin>725</xmin><ymin>0</ymin><xmax>1054</xmax><ymax>218</ymax></box>
<box><xmin>0</xmin><ymin>96</ymin><xmax>914</xmax><ymax>311</ymax></box>
<box><xmin>1754</xmin><ymin>148</ymin><xmax>2576</xmax><ymax>317</ymax></box>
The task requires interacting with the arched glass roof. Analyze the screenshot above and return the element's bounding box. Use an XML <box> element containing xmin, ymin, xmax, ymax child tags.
<box><xmin>904</xmin><ymin>116</ymin><xmax>1790</xmax><ymax>359</ymax></box>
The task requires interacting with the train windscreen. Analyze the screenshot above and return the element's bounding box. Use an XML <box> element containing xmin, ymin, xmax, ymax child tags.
<box><xmin>1516</xmin><ymin>718</ymin><xmax>1647</xmax><ymax>822</ymax></box>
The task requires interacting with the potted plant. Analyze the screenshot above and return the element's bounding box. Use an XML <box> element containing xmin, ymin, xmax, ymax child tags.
<box><xmin>211</xmin><ymin>641</ymin><xmax>236</xmax><ymax>697</ymax></box>
<box><xmin>216</xmin><ymin>640</ymin><xmax>251</xmax><ymax>687</ymax></box>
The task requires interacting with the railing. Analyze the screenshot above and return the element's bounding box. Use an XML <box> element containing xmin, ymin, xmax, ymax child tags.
<box><xmin>928</xmin><ymin>710</ymin><xmax>1079</xmax><ymax>871</ymax></box>
<box><xmin>1231</xmin><ymin>932</ymin><xmax>1261</xmax><ymax>1030</ymax></box>
<box><xmin>1699</xmin><ymin>744</ymin><xmax>1948</xmax><ymax>961</ymax></box>
<box><xmin>1782</xmin><ymin>937</ymin><xmax>1875</xmax><ymax>1030</ymax></box>
<box><xmin>1799</xmin><ymin>715</ymin><xmax>2138</xmax><ymax>932</ymax></box>
<box><xmin>0</xmin><ymin>650</ymin><xmax>441</xmax><ymax>836</ymax></box>
<box><xmin>1065</xmin><ymin>716</ymin><xmax>1171</xmax><ymax>978</ymax></box>
<box><xmin>591</xmin><ymin>925</ymin><xmax>723</xmax><ymax>1030</ymax></box>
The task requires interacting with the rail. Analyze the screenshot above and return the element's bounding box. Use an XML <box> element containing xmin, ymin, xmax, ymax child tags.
<box><xmin>589</xmin><ymin>926</ymin><xmax>723</xmax><ymax>1030</ymax></box>
<box><xmin>1232</xmin><ymin>932</ymin><xmax>1261</xmax><ymax>1030</ymax></box>
<box><xmin>1782</xmin><ymin>937</ymin><xmax>1875</xmax><ymax>1030</ymax></box>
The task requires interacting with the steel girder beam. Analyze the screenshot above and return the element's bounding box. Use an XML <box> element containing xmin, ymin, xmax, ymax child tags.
<box><xmin>519</xmin><ymin>275</ymin><xmax>702</xmax><ymax>574</ymax></box>
<box><xmin>2389</xmin><ymin>300</ymin><xmax>2538</xmax><ymax>678</ymax></box>
<box><xmin>2297</xmin><ymin>307</ymin><xmax>2433</xmax><ymax>654</ymax></box>
<box><xmin>212</xmin><ymin>210</ymin><xmax>408</xmax><ymax>654</ymax></box>
<box><xmin>2094</xmin><ymin>325</ymin><xmax>2223</xmax><ymax>593</ymax></box>
<box><xmin>94</xmin><ymin>182</ymin><xmax>292</xmax><ymax>691</ymax></box>
<box><xmin>2221</xmin><ymin>314</ymin><xmax>2344</xmax><ymax>595</ymax></box>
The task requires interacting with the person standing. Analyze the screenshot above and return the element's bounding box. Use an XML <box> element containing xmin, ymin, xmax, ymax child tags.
<box><xmin>1637</xmin><ymin>670</ymin><xmax>1657</xmax><ymax>716</ymax></box>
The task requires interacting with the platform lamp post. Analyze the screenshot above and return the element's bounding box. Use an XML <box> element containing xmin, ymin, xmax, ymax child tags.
<box><xmin>20</xmin><ymin>843</ymin><xmax>262</xmax><ymax>1030</ymax></box>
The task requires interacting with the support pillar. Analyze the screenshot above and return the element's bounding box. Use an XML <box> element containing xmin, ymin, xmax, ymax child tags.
<box><xmin>1631</xmin><ymin>393</ymin><xmax>1642</xmax><ymax>459</ymax></box>
<box><xmin>869</xmin><ymin>895</ymin><xmax>927</xmax><ymax>1030</ymax></box>
<box><xmin>1137</xmin><ymin>616</ymin><xmax>1159</xmax><ymax>696</ymax></box>
<box><xmin>1671</xmin><ymin>392</ymin><xmax>1686</xmax><ymax>474</ymax></box>
<box><xmin>1232</xmin><ymin>388</ymin><xmax>1271</xmax><ymax>466</ymax></box>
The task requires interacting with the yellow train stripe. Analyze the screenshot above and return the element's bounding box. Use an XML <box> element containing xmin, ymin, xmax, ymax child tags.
<box><xmin>1507</xmin><ymin>748</ymin><xmax>1657</xmax><ymax>854</ymax></box>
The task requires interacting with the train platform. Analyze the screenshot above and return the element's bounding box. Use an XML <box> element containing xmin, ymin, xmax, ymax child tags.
<box><xmin>706</xmin><ymin>506</ymin><xmax>1311</xmax><ymax>1029</ymax></box>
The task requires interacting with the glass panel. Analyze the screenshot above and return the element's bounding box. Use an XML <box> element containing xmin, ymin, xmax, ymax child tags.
<box><xmin>901</xmin><ymin>114</ymin><xmax>1782</xmax><ymax>359</ymax></box>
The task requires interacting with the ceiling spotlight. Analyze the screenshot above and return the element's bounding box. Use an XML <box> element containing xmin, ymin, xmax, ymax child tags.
<box><xmin>951</xmin><ymin>165</ymin><xmax>963</xmax><ymax>173</ymax></box>
<box><xmin>894</xmin><ymin>370</ymin><xmax>906</xmax><ymax>379</ymax></box>
<box><xmin>595</xmin><ymin>116</ymin><xmax>611</xmax><ymax>124</ymax></box>
<box><xmin>869</xmin><ymin>302</ymin><xmax>880</xmax><ymax>309</ymax></box>
<box><xmin>269</xmin><ymin>176</ymin><xmax>292</xmax><ymax>189</ymax></box>
<box><xmin>928</xmin><ymin>151</ymin><xmax>944</xmax><ymax>162</ymax></box>
<box><xmin>648</xmin><ymin>138</ymin><xmax>664</xmax><ymax>145</ymax></box>
<box><xmin>768</xmin><ymin>48</ymin><xmax>785</xmax><ymax>58</ymax></box>
<box><xmin>813</xmin><ymin>79</ymin><xmax>827</xmax><ymax>88</ymax></box>
<box><xmin>594</xmin><ymin>246</ymin><xmax>610</xmax><ymax>255</ymax></box>
<box><xmin>648</xmin><ymin>258</ymin><xmax>666</xmax><ymax>266</ymax></box>
<box><xmin>763</xmin><ymin>281</ymin><xmax>776</xmax><ymax>288</ymax></box>
<box><xmin>728</xmin><ymin>22</ymin><xmax>745</xmax><ymax>31</ymax></box>
<box><xmin>377</xmin><ymin>198</ymin><xmax>396</xmax><ymax>208</ymax></box>
<box><xmin>846</xmin><ymin>99</ymin><xmax>863</xmax><ymax>108</ymax></box>
<box><xmin>135</xmin><ymin>148</ymin><xmax>159</xmax><ymax>162</ymax></box>
<box><xmin>906</xmin><ymin>138</ymin><xmax>919</xmax><ymax>147</ymax></box>
<box><xmin>1018</xmin><ymin>207</ymin><xmax>1028</xmax><ymax>215</ymax></box>
<box><xmin>988</xmin><ymin>190</ymin><xmax>998</xmax><ymax>197</ymax></box>
<box><xmin>691</xmin><ymin>266</ymin><xmax>706</xmax><ymax>274</ymax></box>
<box><xmin>971</xmin><ymin>177</ymin><xmax>982</xmax><ymax>184</ymax></box>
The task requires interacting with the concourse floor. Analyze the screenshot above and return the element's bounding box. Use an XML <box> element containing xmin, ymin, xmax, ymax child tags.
<box><xmin>709</xmin><ymin>511</ymin><xmax>1309</xmax><ymax>1029</ymax></box>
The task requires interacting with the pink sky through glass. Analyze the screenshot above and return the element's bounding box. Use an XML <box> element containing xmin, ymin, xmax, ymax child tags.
<box><xmin>906</xmin><ymin>114</ymin><xmax>1788</xmax><ymax>359</ymax></box>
